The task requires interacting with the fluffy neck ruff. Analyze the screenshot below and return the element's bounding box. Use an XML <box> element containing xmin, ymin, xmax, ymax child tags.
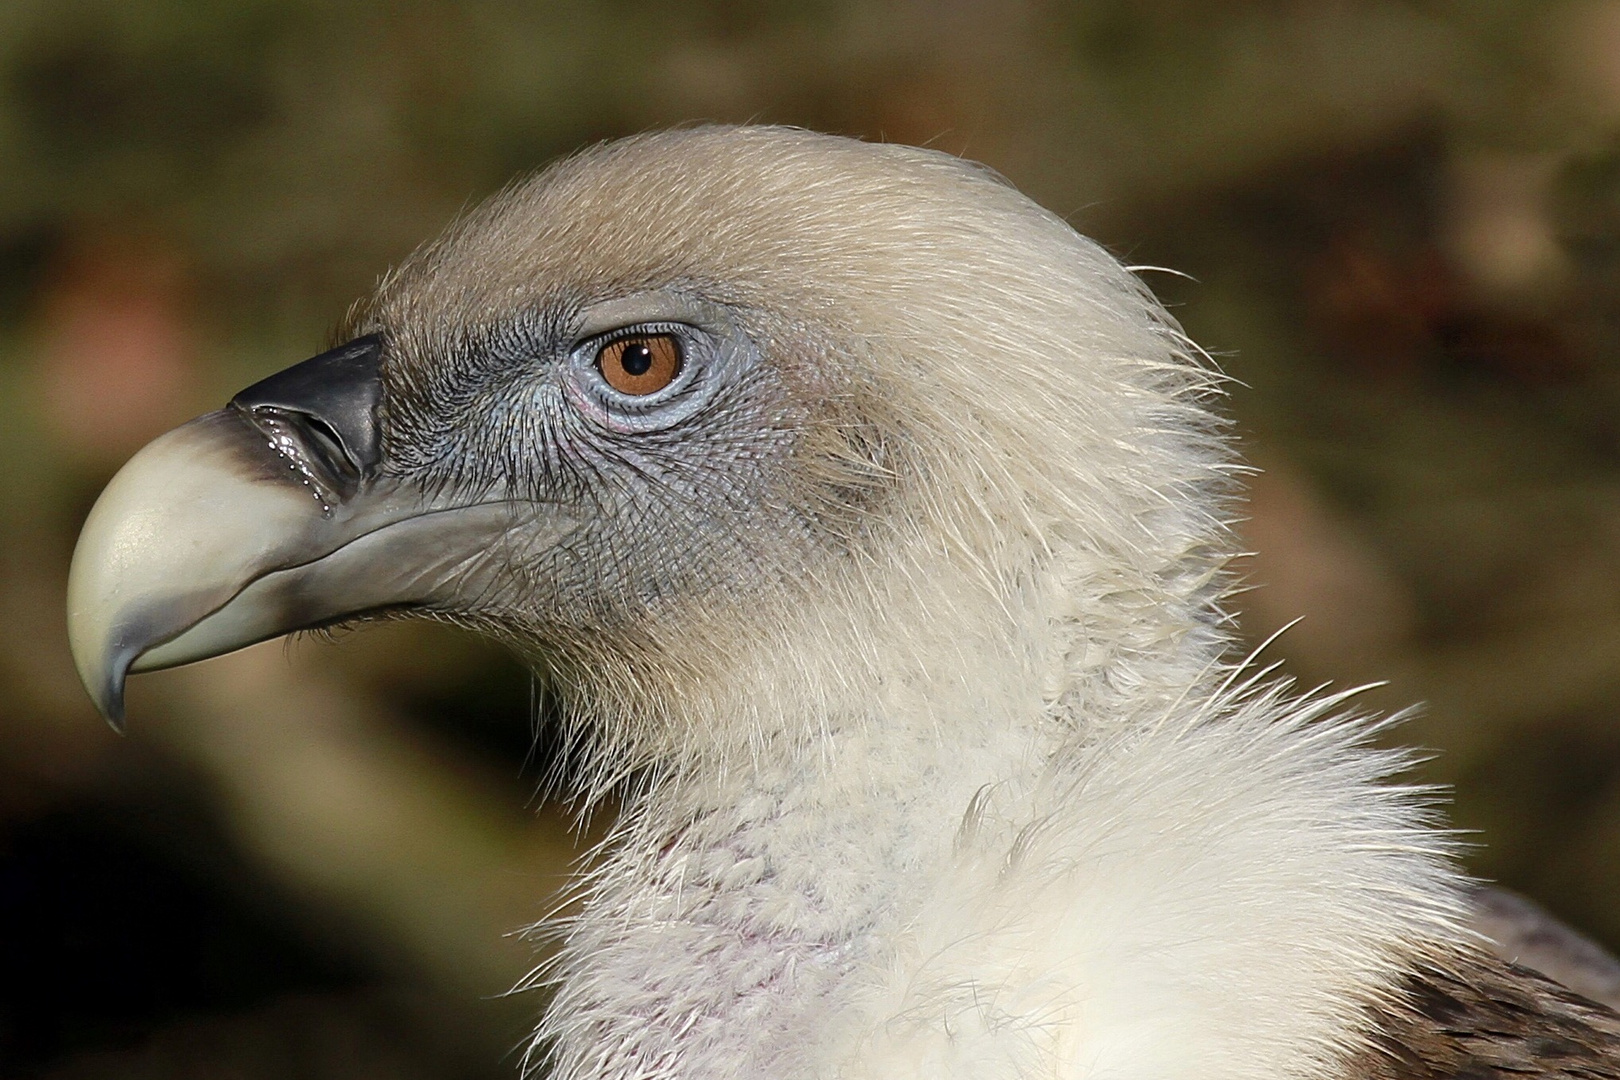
<box><xmin>530</xmin><ymin>543</ymin><xmax>1470</xmax><ymax>1080</ymax></box>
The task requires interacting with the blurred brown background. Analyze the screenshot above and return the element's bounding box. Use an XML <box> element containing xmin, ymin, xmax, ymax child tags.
<box><xmin>3</xmin><ymin>1</ymin><xmax>1620</xmax><ymax>1076</ymax></box>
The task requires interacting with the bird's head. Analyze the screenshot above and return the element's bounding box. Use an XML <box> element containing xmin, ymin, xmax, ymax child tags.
<box><xmin>67</xmin><ymin>126</ymin><xmax>1233</xmax><ymax>769</ymax></box>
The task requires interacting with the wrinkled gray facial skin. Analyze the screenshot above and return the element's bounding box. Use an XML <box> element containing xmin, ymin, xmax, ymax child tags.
<box><xmin>370</xmin><ymin>288</ymin><xmax>817</xmax><ymax>655</ymax></box>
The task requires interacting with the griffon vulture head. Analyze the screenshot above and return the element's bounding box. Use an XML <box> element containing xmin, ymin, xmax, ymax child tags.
<box><xmin>64</xmin><ymin>127</ymin><xmax>1620</xmax><ymax>1080</ymax></box>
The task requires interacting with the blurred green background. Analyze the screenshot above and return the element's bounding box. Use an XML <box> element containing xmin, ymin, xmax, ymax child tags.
<box><xmin>4</xmin><ymin>1</ymin><xmax>1620</xmax><ymax>1075</ymax></box>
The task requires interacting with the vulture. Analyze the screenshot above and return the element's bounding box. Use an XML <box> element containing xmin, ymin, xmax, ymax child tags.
<box><xmin>65</xmin><ymin>126</ymin><xmax>1620</xmax><ymax>1079</ymax></box>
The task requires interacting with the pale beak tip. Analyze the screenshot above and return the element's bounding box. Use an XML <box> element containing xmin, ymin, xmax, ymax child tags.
<box><xmin>71</xmin><ymin>629</ymin><xmax>133</xmax><ymax>734</ymax></box>
<box><xmin>101</xmin><ymin>697</ymin><xmax>127</xmax><ymax>735</ymax></box>
<box><xmin>98</xmin><ymin>655</ymin><xmax>130</xmax><ymax>734</ymax></box>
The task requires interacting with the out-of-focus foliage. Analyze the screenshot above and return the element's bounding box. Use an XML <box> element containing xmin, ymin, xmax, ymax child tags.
<box><xmin>5</xmin><ymin>1</ymin><xmax>1620</xmax><ymax>1077</ymax></box>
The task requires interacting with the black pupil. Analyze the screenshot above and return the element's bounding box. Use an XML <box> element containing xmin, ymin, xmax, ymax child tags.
<box><xmin>621</xmin><ymin>341</ymin><xmax>654</xmax><ymax>376</ymax></box>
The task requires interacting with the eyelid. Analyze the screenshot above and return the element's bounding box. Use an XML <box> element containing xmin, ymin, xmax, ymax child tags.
<box><xmin>573</xmin><ymin>290</ymin><xmax>730</xmax><ymax>340</ymax></box>
<box><xmin>586</xmin><ymin>321</ymin><xmax>691</xmax><ymax>351</ymax></box>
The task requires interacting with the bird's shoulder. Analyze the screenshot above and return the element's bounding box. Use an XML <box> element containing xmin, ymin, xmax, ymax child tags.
<box><xmin>1349</xmin><ymin>949</ymin><xmax>1620</xmax><ymax>1079</ymax></box>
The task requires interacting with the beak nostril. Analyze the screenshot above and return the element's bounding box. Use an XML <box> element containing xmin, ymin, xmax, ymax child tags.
<box><xmin>233</xmin><ymin>405</ymin><xmax>357</xmax><ymax>508</ymax></box>
<box><xmin>302</xmin><ymin>413</ymin><xmax>354</xmax><ymax>469</ymax></box>
<box><xmin>230</xmin><ymin>333</ymin><xmax>384</xmax><ymax>481</ymax></box>
<box><xmin>278</xmin><ymin>408</ymin><xmax>362</xmax><ymax>486</ymax></box>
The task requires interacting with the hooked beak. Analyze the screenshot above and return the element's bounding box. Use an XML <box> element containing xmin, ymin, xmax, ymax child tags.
<box><xmin>66</xmin><ymin>335</ymin><xmax>562</xmax><ymax>729</ymax></box>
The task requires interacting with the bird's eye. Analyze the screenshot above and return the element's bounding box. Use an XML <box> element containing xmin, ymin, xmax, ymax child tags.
<box><xmin>597</xmin><ymin>334</ymin><xmax>682</xmax><ymax>396</ymax></box>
